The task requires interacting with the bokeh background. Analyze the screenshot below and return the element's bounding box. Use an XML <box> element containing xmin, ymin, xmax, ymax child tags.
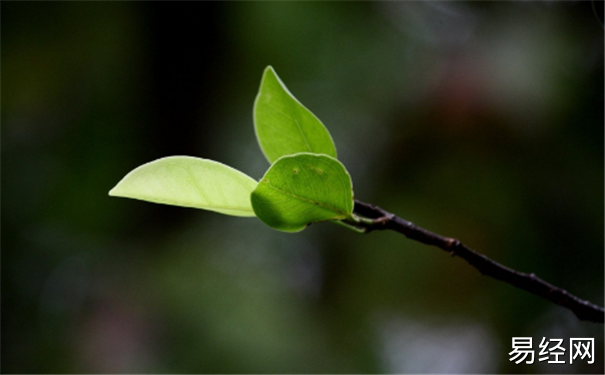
<box><xmin>3</xmin><ymin>1</ymin><xmax>603</xmax><ymax>373</ymax></box>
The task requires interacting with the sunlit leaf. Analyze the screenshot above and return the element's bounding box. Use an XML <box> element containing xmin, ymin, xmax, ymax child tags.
<box><xmin>109</xmin><ymin>156</ymin><xmax>257</xmax><ymax>217</ymax></box>
<box><xmin>251</xmin><ymin>153</ymin><xmax>353</xmax><ymax>232</ymax></box>
<box><xmin>253</xmin><ymin>66</ymin><xmax>337</xmax><ymax>163</ymax></box>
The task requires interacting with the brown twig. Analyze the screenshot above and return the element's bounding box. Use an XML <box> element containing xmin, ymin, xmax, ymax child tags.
<box><xmin>350</xmin><ymin>200</ymin><xmax>604</xmax><ymax>324</ymax></box>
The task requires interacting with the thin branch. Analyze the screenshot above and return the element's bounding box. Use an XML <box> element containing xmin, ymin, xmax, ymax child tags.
<box><xmin>350</xmin><ymin>200</ymin><xmax>604</xmax><ymax>324</ymax></box>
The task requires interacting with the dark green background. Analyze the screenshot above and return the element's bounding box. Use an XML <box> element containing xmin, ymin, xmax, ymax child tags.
<box><xmin>3</xmin><ymin>2</ymin><xmax>603</xmax><ymax>373</ymax></box>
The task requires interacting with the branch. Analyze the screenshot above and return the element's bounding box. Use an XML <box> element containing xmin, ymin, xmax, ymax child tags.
<box><xmin>350</xmin><ymin>200</ymin><xmax>604</xmax><ymax>324</ymax></box>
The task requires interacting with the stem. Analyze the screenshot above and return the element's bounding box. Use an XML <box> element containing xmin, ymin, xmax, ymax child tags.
<box><xmin>333</xmin><ymin>219</ymin><xmax>367</xmax><ymax>233</ymax></box>
<box><xmin>352</xmin><ymin>200</ymin><xmax>604</xmax><ymax>324</ymax></box>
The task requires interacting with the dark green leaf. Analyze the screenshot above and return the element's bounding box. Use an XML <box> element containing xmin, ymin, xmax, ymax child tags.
<box><xmin>251</xmin><ymin>153</ymin><xmax>353</xmax><ymax>232</ymax></box>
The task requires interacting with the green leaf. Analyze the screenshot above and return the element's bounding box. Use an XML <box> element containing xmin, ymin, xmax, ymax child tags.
<box><xmin>109</xmin><ymin>156</ymin><xmax>257</xmax><ymax>217</ymax></box>
<box><xmin>251</xmin><ymin>153</ymin><xmax>353</xmax><ymax>232</ymax></box>
<box><xmin>253</xmin><ymin>66</ymin><xmax>337</xmax><ymax>163</ymax></box>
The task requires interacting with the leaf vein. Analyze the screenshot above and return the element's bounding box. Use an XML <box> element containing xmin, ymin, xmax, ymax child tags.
<box><xmin>262</xmin><ymin>182</ymin><xmax>347</xmax><ymax>217</ymax></box>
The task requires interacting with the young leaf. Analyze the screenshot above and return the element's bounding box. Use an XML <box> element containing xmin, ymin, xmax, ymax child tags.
<box><xmin>254</xmin><ymin>66</ymin><xmax>337</xmax><ymax>163</ymax></box>
<box><xmin>251</xmin><ymin>153</ymin><xmax>353</xmax><ymax>232</ymax></box>
<box><xmin>109</xmin><ymin>156</ymin><xmax>257</xmax><ymax>217</ymax></box>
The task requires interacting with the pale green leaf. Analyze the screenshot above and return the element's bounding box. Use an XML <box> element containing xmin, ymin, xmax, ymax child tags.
<box><xmin>109</xmin><ymin>156</ymin><xmax>257</xmax><ymax>217</ymax></box>
<box><xmin>253</xmin><ymin>66</ymin><xmax>337</xmax><ymax>163</ymax></box>
<box><xmin>251</xmin><ymin>153</ymin><xmax>353</xmax><ymax>232</ymax></box>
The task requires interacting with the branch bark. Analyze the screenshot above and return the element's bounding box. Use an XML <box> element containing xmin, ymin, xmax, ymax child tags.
<box><xmin>350</xmin><ymin>200</ymin><xmax>604</xmax><ymax>324</ymax></box>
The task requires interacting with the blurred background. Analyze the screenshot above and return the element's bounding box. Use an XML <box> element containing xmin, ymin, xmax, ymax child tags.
<box><xmin>3</xmin><ymin>1</ymin><xmax>603</xmax><ymax>373</ymax></box>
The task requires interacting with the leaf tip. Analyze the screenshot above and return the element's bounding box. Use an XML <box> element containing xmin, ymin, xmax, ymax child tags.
<box><xmin>108</xmin><ymin>184</ymin><xmax>122</xmax><ymax>197</ymax></box>
<box><xmin>263</xmin><ymin>65</ymin><xmax>280</xmax><ymax>82</ymax></box>
<box><xmin>108</xmin><ymin>176</ymin><xmax>130</xmax><ymax>198</ymax></box>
